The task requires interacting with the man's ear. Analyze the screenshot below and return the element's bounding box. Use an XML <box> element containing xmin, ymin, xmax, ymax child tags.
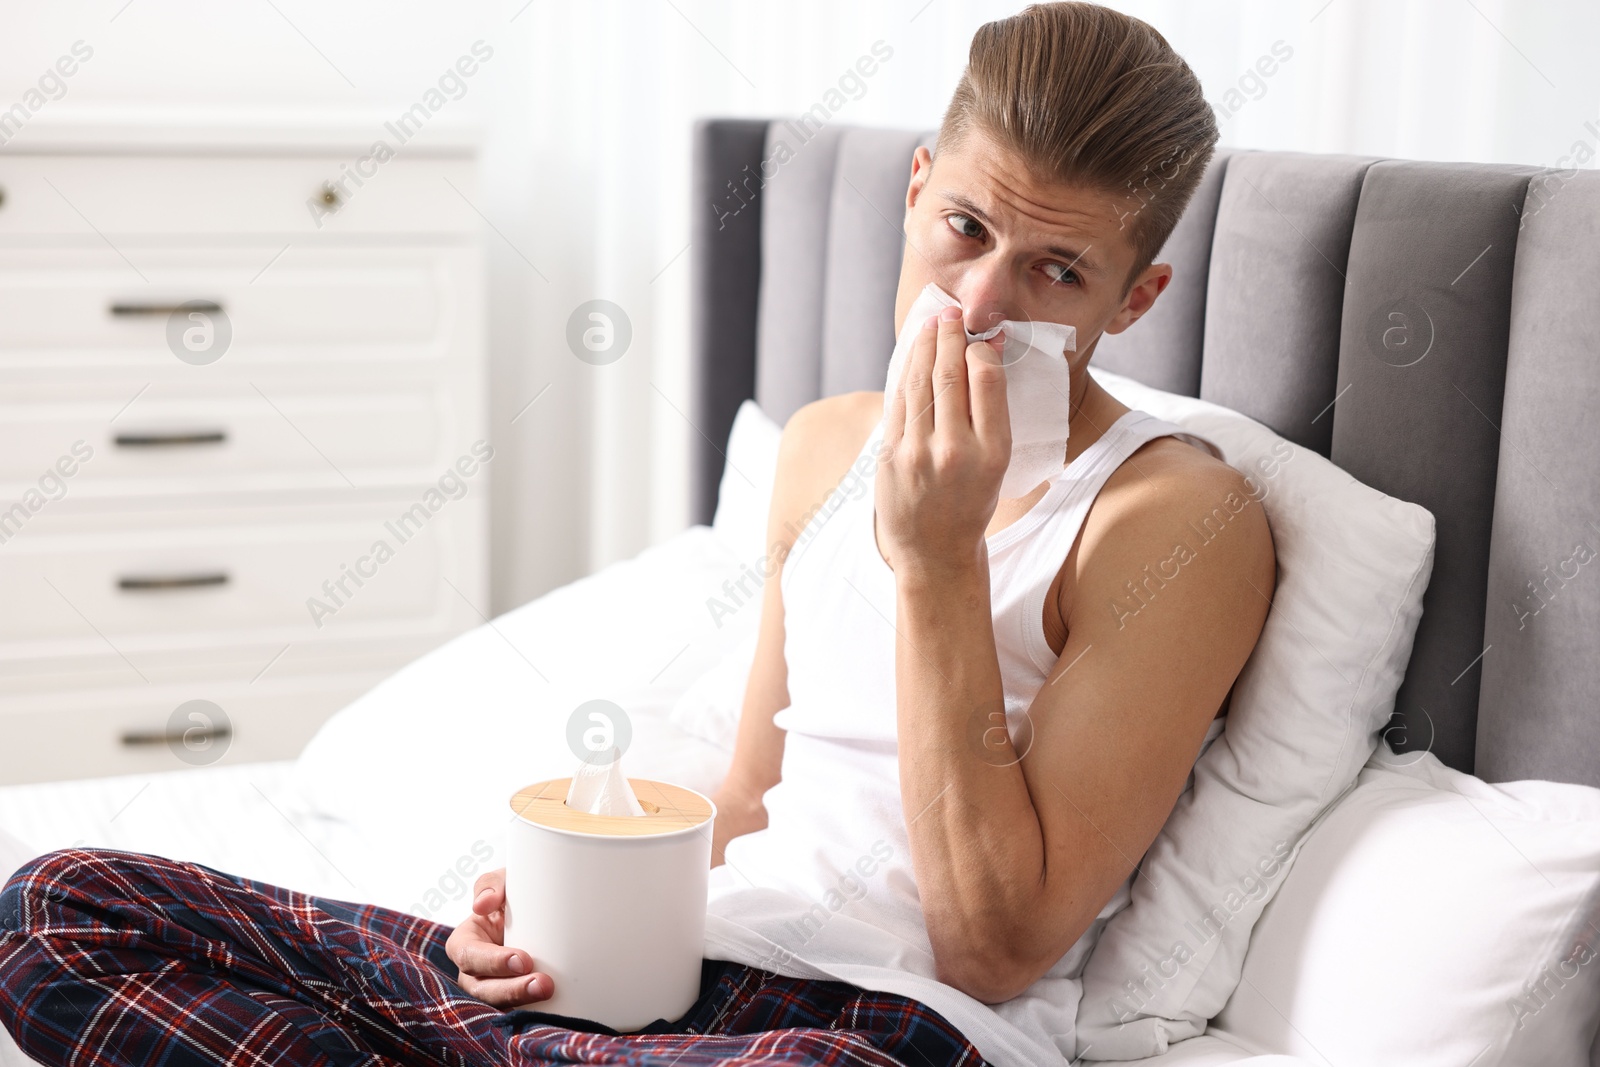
<box><xmin>905</xmin><ymin>146</ymin><xmax>933</xmax><ymax>218</ymax></box>
<box><xmin>1103</xmin><ymin>263</ymin><xmax>1173</xmax><ymax>336</ymax></box>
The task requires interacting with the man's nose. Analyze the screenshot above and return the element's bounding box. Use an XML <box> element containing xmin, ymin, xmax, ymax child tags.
<box><xmin>949</xmin><ymin>262</ymin><xmax>1016</xmax><ymax>334</ymax></box>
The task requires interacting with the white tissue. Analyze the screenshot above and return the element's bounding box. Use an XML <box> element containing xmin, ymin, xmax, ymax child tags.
<box><xmin>566</xmin><ymin>748</ymin><xmax>646</xmax><ymax>816</ymax></box>
<box><xmin>882</xmin><ymin>282</ymin><xmax>1077</xmax><ymax>497</ymax></box>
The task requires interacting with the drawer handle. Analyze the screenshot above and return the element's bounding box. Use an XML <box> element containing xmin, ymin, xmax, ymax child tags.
<box><xmin>109</xmin><ymin>300</ymin><xmax>223</xmax><ymax>317</ymax></box>
<box><xmin>114</xmin><ymin>431</ymin><xmax>227</xmax><ymax>448</ymax></box>
<box><xmin>119</xmin><ymin>724</ymin><xmax>232</xmax><ymax>748</ymax></box>
<box><xmin>117</xmin><ymin>572</ymin><xmax>229</xmax><ymax>592</ymax></box>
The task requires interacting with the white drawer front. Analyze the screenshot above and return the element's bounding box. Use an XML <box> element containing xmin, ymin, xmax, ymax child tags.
<box><xmin>0</xmin><ymin>246</ymin><xmax>474</xmax><ymax>367</ymax></box>
<box><xmin>0</xmin><ymin>382</ymin><xmax>450</xmax><ymax>495</ymax></box>
<box><xmin>0</xmin><ymin>497</ymin><xmax>484</xmax><ymax>651</ymax></box>
<box><xmin>0</xmin><ymin>671</ymin><xmax>389</xmax><ymax>785</ymax></box>
<box><xmin>0</xmin><ymin>154</ymin><xmax>480</xmax><ymax>237</ymax></box>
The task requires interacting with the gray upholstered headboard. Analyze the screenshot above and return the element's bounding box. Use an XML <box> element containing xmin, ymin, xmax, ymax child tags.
<box><xmin>688</xmin><ymin>118</ymin><xmax>1600</xmax><ymax>789</ymax></box>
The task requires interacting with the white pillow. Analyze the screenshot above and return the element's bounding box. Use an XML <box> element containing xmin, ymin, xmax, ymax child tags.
<box><xmin>1075</xmin><ymin>369</ymin><xmax>1437</xmax><ymax>1059</ymax></box>
<box><xmin>1210</xmin><ymin>744</ymin><xmax>1600</xmax><ymax>1066</ymax></box>
<box><xmin>711</xmin><ymin>399</ymin><xmax>783</xmax><ymax>561</ymax></box>
<box><xmin>670</xmin><ymin>629</ymin><xmax>758</xmax><ymax>748</ymax></box>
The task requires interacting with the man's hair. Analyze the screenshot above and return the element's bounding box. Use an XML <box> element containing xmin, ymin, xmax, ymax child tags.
<box><xmin>937</xmin><ymin>2</ymin><xmax>1219</xmax><ymax>289</ymax></box>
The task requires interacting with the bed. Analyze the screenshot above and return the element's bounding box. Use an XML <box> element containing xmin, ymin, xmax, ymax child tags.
<box><xmin>5</xmin><ymin>124</ymin><xmax>1600</xmax><ymax>1066</ymax></box>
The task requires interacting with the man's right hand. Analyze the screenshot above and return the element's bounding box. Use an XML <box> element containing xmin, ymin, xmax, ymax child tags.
<box><xmin>444</xmin><ymin>868</ymin><xmax>555</xmax><ymax>1008</ymax></box>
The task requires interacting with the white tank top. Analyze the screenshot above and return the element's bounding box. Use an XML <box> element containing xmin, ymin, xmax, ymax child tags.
<box><xmin>704</xmin><ymin>407</ymin><xmax>1227</xmax><ymax>1067</ymax></box>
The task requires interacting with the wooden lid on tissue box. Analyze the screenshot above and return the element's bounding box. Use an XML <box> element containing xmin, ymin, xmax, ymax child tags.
<box><xmin>510</xmin><ymin>778</ymin><xmax>714</xmax><ymax>837</ymax></box>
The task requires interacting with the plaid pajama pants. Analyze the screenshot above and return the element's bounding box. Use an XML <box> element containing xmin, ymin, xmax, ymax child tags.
<box><xmin>0</xmin><ymin>848</ymin><xmax>988</xmax><ymax>1067</ymax></box>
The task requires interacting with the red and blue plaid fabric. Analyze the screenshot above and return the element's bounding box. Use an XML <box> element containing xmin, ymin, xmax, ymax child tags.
<box><xmin>0</xmin><ymin>848</ymin><xmax>989</xmax><ymax>1067</ymax></box>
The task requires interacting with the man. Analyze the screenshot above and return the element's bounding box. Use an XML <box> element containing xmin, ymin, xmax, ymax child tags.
<box><xmin>0</xmin><ymin>5</ymin><xmax>1273</xmax><ymax>1065</ymax></box>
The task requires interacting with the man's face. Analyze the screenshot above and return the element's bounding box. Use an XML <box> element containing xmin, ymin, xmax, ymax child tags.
<box><xmin>895</xmin><ymin>128</ymin><xmax>1171</xmax><ymax>364</ymax></box>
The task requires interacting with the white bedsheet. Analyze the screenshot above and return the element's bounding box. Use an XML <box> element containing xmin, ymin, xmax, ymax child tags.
<box><xmin>0</xmin><ymin>761</ymin><xmax>340</xmax><ymax>897</ymax></box>
<box><xmin>0</xmin><ymin>713</ymin><xmax>732</xmax><ymax>924</ymax></box>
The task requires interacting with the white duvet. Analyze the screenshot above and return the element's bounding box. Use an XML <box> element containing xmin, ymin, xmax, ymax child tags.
<box><xmin>0</xmin><ymin>525</ymin><xmax>1306</xmax><ymax>1067</ymax></box>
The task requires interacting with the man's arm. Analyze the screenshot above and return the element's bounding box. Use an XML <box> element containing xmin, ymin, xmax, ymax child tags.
<box><xmin>711</xmin><ymin>393</ymin><xmax>883</xmax><ymax>866</ymax></box>
<box><xmin>881</xmin><ymin>311</ymin><xmax>1276</xmax><ymax>1003</ymax></box>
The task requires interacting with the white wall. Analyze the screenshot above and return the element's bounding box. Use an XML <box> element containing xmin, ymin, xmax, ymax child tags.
<box><xmin>4</xmin><ymin>0</ymin><xmax>1596</xmax><ymax>612</ymax></box>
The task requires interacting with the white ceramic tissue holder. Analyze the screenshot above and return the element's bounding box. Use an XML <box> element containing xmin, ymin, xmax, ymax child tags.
<box><xmin>503</xmin><ymin>777</ymin><xmax>717</xmax><ymax>1030</ymax></box>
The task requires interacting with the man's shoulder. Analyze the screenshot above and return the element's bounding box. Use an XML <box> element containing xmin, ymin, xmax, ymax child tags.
<box><xmin>768</xmin><ymin>392</ymin><xmax>884</xmax><ymax>549</ymax></box>
<box><xmin>784</xmin><ymin>391</ymin><xmax>883</xmax><ymax>443</ymax></box>
<box><xmin>777</xmin><ymin>392</ymin><xmax>883</xmax><ymax>478</ymax></box>
<box><xmin>1076</xmin><ymin>433</ymin><xmax>1276</xmax><ymax>613</ymax></box>
<box><xmin>1115</xmin><ymin>433</ymin><xmax>1256</xmax><ymax>508</ymax></box>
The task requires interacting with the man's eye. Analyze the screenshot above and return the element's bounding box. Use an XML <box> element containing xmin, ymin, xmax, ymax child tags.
<box><xmin>946</xmin><ymin>214</ymin><xmax>984</xmax><ymax>240</ymax></box>
<box><xmin>1044</xmin><ymin>263</ymin><xmax>1078</xmax><ymax>286</ymax></box>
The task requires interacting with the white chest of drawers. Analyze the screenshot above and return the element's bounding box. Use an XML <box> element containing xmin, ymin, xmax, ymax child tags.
<box><xmin>0</xmin><ymin>114</ymin><xmax>489</xmax><ymax>784</ymax></box>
